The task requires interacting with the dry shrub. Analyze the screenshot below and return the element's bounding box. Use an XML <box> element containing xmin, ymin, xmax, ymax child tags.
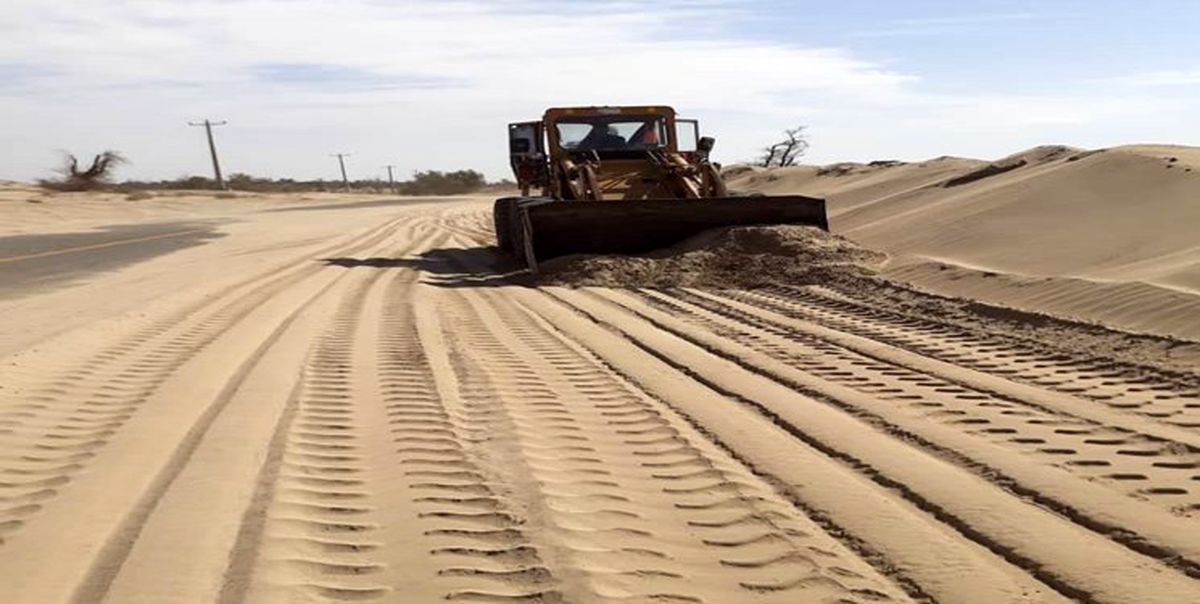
<box><xmin>39</xmin><ymin>151</ymin><xmax>127</xmax><ymax>192</ymax></box>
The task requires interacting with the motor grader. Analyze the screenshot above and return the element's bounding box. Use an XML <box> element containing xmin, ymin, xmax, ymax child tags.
<box><xmin>494</xmin><ymin>106</ymin><xmax>827</xmax><ymax>270</ymax></box>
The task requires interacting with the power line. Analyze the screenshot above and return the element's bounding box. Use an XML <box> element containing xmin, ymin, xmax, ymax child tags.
<box><xmin>331</xmin><ymin>153</ymin><xmax>351</xmax><ymax>191</ymax></box>
<box><xmin>187</xmin><ymin>119</ymin><xmax>228</xmax><ymax>189</ymax></box>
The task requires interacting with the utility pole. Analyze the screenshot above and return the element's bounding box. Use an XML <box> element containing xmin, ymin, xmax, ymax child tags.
<box><xmin>384</xmin><ymin>164</ymin><xmax>397</xmax><ymax>194</ymax></box>
<box><xmin>331</xmin><ymin>153</ymin><xmax>351</xmax><ymax>191</ymax></box>
<box><xmin>188</xmin><ymin>119</ymin><xmax>228</xmax><ymax>189</ymax></box>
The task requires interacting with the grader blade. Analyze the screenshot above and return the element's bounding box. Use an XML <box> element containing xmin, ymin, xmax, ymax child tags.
<box><xmin>513</xmin><ymin>195</ymin><xmax>828</xmax><ymax>270</ymax></box>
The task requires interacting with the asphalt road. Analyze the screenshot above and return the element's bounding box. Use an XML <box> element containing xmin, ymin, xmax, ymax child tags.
<box><xmin>0</xmin><ymin>221</ymin><xmax>223</xmax><ymax>299</ymax></box>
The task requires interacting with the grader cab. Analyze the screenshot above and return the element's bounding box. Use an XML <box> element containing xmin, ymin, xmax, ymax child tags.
<box><xmin>494</xmin><ymin>106</ymin><xmax>827</xmax><ymax>270</ymax></box>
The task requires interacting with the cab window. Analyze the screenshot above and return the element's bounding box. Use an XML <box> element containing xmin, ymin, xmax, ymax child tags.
<box><xmin>555</xmin><ymin>115</ymin><xmax>668</xmax><ymax>152</ymax></box>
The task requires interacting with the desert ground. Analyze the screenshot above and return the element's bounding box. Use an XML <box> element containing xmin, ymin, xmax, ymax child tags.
<box><xmin>0</xmin><ymin>146</ymin><xmax>1197</xmax><ymax>604</ymax></box>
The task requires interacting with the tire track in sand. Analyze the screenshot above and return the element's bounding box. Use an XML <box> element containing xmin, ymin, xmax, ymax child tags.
<box><xmin>80</xmin><ymin>218</ymin><xmax>448</xmax><ymax>604</ymax></box>
<box><xmin>666</xmin><ymin>289</ymin><xmax>1200</xmax><ymax>515</ymax></box>
<box><xmin>538</xmin><ymin>286</ymin><xmax>1199</xmax><ymax>604</ymax></box>
<box><xmin>232</xmin><ymin>273</ymin><xmax>391</xmax><ymax>603</ymax></box>
<box><xmin>439</xmin><ymin>286</ymin><xmax>916</xmax><ymax>603</ymax></box>
<box><xmin>0</xmin><ymin>215</ymin><xmax>410</xmax><ymax>549</ymax></box>
<box><xmin>0</xmin><ymin>213</ymin><xmax>434</xmax><ymax>602</ymax></box>
<box><xmin>750</xmin><ymin>285</ymin><xmax>1199</xmax><ymax>428</ymax></box>
<box><xmin>83</xmin><ymin>214</ymin><xmax>454</xmax><ymax>603</ymax></box>
<box><xmin>610</xmin><ymin>287</ymin><xmax>1200</xmax><ymax>571</ymax></box>
<box><xmin>237</xmin><ymin>255</ymin><xmax>559</xmax><ymax>601</ymax></box>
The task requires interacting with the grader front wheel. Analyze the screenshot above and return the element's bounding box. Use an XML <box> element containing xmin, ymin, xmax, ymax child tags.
<box><xmin>492</xmin><ymin>197</ymin><xmax>519</xmax><ymax>252</ymax></box>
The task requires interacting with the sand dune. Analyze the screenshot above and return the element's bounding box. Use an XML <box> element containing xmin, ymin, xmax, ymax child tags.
<box><xmin>729</xmin><ymin>144</ymin><xmax>1200</xmax><ymax>340</ymax></box>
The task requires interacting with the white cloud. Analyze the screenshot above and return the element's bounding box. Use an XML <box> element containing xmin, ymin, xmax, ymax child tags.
<box><xmin>0</xmin><ymin>0</ymin><xmax>1190</xmax><ymax>181</ymax></box>
<box><xmin>850</xmin><ymin>12</ymin><xmax>1049</xmax><ymax>38</ymax></box>
<box><xmin>0</xmin><ymin>0</ymin><xmax>918</xmax><ymax>179</ymax></box>
<box><xmin>1106</xmin><ymin>68</ymin><xmax>1200</xmax><ymax>86</ymax></box>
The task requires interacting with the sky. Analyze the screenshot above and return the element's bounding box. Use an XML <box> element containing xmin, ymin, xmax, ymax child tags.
<box><xmin>1</xmin><ymin>0</ymin><xmax>1198</xmax><ymax>182</ymax></box>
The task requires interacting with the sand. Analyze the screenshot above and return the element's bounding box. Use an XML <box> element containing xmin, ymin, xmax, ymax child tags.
<box><xmin>727</xmin><ymin>144</ymin><xmax>1200</xmax><ymax>341</ymax></box>
<box><xmin>0</xmin><ymin>186</ymin><xmax>398</xmax><ymax>236</ymax></box>
<box><xmin>535</xmin><ymin>224</ymin><xmax>1199</xmax><ymax>374</ymax></box>
<box><xmin>0</xmin><ymin>180</ymin><xmax>1196</xmax><ymax>604</ymax></box>
<box><xmin>537</xmin><ymin>224</ymin><xmax>887</xmax><ymax>288</ymax></box>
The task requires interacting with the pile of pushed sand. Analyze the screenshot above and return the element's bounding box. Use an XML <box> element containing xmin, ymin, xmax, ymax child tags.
<box><xmin>536</xmin><ymin>225</ymin><xmax>887</xmax><ymax>288</ymax></box>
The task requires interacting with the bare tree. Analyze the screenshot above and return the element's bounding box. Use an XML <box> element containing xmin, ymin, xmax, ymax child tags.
<box><xmin>759</xmin><ymin>126</ymin><xmax>809</xmax><ymax>168</ymax></box>
<box><xmin>40</xmin><ymin>150</ymin><xmax>128</xmax><ymax>191</ymax></box>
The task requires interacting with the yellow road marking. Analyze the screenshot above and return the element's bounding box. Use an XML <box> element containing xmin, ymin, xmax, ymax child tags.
<box><xmin>0</xmin><ymin>229</ymin><xmax>210</xmax><ymax>265</ymax></box>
